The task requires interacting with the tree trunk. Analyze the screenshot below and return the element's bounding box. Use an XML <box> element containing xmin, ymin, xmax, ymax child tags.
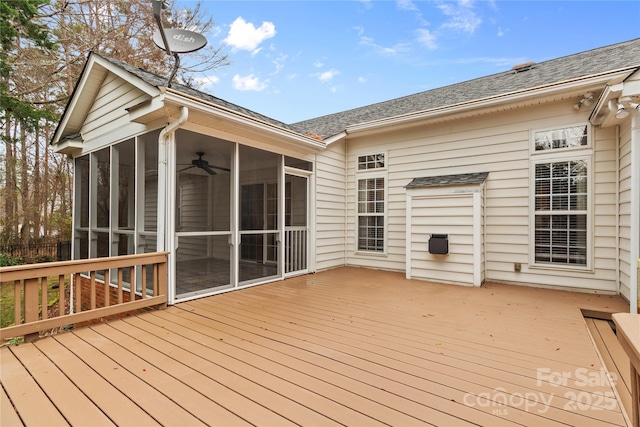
<box><xmin>33</xmin><ymin>127</ymin><xmax>42</xmax><ymax>240</ymax></box>
<box><xmin>3</xmin><ymin>118</ymin><xmax>18</xmax><ymax>244</ymax></box>
<box><xmin>20</xmin><ymin>123</ymin><xmax>30</xmax><ymax>244</ymax></box>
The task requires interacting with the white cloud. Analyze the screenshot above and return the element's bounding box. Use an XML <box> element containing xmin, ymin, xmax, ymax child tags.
<box><xmin>437</xmin><ymin>1</ymin><xmax>482</xmax><ymax>33</ymax></box>
<box><xmin>360</xmin><ymin>36</ymin><xmax>411</xmax><ymax>56</ymax></box>
<box><xmin>358</xmin><ymin>76</ymin><xmax>367</xmax><ymax>83</ymax></box>
<box><xmin>416</xmin><ymin>29</ymin><xmax>437</xmax><ymax>50</ymax></box>
<box><xmin>271</xmin><ymin>53</ymin><xmax>288</xmax><ymax>75</ymax></box>
<box><xmin>224</xmin><ymin>17</ymin><xmax>276</xmax><ymax>53</ymax></box>
<box><xmin>313</xmin><ymin>61</ymin><xmax>324</xmax><ymax>68</ymax></box>
<box><xmin>397</xmin><ymin>0</ymin><xmax>430</xmax><ymax>26</ymax></box>
<box><xmin>232</xmin><ymin>74</ymin><xmax>268</xmax><ymax>91</ymax></box>
<box><xmin>397</xmin><ymin>0</ymin><xmax>418</xmax><ymax>11</ymax></box>
<box><xmin>317</xmin><ymin>69</ymin><xmax>340</xmax><ymax>83</ymax></box>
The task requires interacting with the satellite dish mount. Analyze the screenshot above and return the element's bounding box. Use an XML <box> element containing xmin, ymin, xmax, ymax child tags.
<box><xmin>152</xmin><ymin>0</ymin><xmax>207</xmax><ymax>87</ymax></box>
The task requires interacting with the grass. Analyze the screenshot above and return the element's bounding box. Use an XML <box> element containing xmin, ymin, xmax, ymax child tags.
<box><xmin>0</xmin><ymin>276</ymin><xmax>69</xmax><ymax>329</ymax></box>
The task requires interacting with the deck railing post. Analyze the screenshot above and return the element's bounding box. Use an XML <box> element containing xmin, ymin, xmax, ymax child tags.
<box><xmin>58</xmin><ymin>275</ymin><xmax>66</xmax><ymax>316</ymax></box>
<box><xmin>13</xmin><ymin>280</ymin><xmax>21</xmax><ymax>325</ymax></box>
<box><xmin>74</xmin><ymin>274</ymin><xmax>82</xmax><ymax>313</ymax></box>
<box><xmin>158</xmin><ymin>259</ymin><xmax>167</xmax><ymax>307</ymax></box>
<box><xmin>24</xmin><ymin>278</ymin><xmax>39</xmax><ymax>324</ymax></box>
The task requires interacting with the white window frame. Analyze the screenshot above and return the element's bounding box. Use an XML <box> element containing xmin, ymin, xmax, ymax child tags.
<box><xmin>529</xmin><ymin>123</ymin><xmax>593</xmax><ymax>271</ymax></box>
<box><xmin>357</xmin><ymin>152</ymin><xmax>387</xmax><ymax>171</ymax></box>
<box><xmin>355</xmin><ymin>152</ymin><xmax>388</xmax><ymax>255</ymax></box>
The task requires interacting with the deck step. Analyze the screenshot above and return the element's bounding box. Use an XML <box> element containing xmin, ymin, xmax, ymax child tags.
<box><xmin>585</xmin><ymin>317</ymin><xmax>633</xmax><ymax>422</ymax></box>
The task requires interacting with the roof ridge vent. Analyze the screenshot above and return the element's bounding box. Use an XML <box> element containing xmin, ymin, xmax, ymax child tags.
<box><xmin>511</xmin><ymin>61</ymin><xmax>536</xmax><ymax>73</ymax></box>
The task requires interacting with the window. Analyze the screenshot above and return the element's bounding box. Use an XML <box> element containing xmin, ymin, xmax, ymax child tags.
<box><xmin>357</xmin><ymin>177</ymin><xmax>385</xmax><ymax>252</ymax></box>
<box><xmin>358</xmin><ymin>153</ymin><xmax>385</xmax><ymax>170</ymax></box>
<box><xmin>356</xmin><ymin>152</ymin><xmax>386</xmax><ymax>252</ymax></box>
<box><xmin>531</xmin><ymin>125</ymin><xmax>590</xmax><ymax>268</ymax></box>
<box><xmin>534</xmin><ymin>125</ymin><xmax>587</xmax><ymax>151</ymax></box>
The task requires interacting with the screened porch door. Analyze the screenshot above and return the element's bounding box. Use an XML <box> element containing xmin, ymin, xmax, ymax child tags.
<box><xmin>284</xmin><ymin>173</ymin><xmax>308</xmax><ymax>276</ymax></box>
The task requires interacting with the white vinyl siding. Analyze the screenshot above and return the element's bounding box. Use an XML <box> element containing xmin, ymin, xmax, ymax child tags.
<box><xmin>314</xmin><ymin>143</ymin><xmax>347</xmax><ymax>271</ymax></box>
<box><xmin>78</xmin><ymin>72</ymin><xmax>151</xmax><ymax>155</ymax></box>
<box><xmin>175</xmin><ymin>174</ymin><xmax>210</xmax><ymax>259</ymax></box>
<box><xmin>339</xmin><ymin>100</ymin><xmax>618</xmax><ymax>292</ymax></box>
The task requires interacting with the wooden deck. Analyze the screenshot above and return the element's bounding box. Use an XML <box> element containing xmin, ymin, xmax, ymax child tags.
<box><xmin>1</xmin><ymin>267</ymin><xmax>631</xmax><ymax>426</ymax></box>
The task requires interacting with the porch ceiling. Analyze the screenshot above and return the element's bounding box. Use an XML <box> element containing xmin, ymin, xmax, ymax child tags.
<box><xmin>1</xmin><ymin>267</ymin><xmax>630</xmax><ymax>426</ymax></box>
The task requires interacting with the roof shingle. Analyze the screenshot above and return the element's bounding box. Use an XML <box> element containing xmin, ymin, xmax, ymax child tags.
<box><xmin>292</xmin><ymin>39</ymin><xmax>640</xmax><ymax>138</ymax></box>
<box><xmin>405</xmin><ymin>172</ymin><xmax>489</xmax><ymax>189</ymax></box>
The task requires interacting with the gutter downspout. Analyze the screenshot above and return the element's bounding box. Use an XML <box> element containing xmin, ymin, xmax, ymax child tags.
<box><xmin>631</xmin><ymin>113</ymin><xmax>639</xmax><ymax>314</ymax></box>
<box><xmin>615</xmin><ymin>125</ymin><xmax>621</xmax><ymax>299</ymax></box>
<box><xmin>344</xmin><ymin>138</ymin><xmax>349</xmax><ymax>268</ymax></box>
<box><xmin>157</xmin><ymin>106</ymin><xmax>188</xmax><ymax>253</ymax></box>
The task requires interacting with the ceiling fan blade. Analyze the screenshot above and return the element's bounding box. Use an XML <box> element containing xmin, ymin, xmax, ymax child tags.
<box><xmin>178</xmin><ymin>165</ymin><xmax>196</xmax><ymax>172</ymax></box>
<box><xmin>202</xmin><ymin>165</ymin><xmax>217</xmax><ymax>175</ymax></box>
<box><xmin>210</xmin><ymin>165</ymin><xmax>231</xmax><ymax>172</ymax></box>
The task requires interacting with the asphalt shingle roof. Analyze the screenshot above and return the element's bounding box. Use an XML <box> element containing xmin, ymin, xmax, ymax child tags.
<box><xmin>292</xmin><ymin>38</ymin><xmax>640</xmax><ymax>138</ymax></box>
<box><xmin>405</xmin><ymin>172</ymin><xmax>489</xmax><ymax>189</ymax></box>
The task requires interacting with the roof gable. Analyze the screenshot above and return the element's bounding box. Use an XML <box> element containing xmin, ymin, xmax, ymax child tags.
<box><xmin>51</xmin><ymin>53</ymin><xmax>159</xmax><ymax>148</ymax></box>
<box><xmin>97</xmin><ymin>54</ymin><xmax>301</xmax><ymax>134</ymax></box>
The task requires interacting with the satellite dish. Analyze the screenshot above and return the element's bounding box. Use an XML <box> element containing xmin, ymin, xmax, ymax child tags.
<box><xmin>153</xmin><ymin>28</ymin><xmax>207</xmax><ymax>53</ymax></box>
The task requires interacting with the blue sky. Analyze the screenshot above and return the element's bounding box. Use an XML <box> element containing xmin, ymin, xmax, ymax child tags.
<box><xmin>174</xmin><ymin>0</ymin><xmax>640</xmax><ymax>124</ymax></box>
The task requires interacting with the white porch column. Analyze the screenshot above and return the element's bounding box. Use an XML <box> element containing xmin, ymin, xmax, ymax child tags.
<box><xmin>156</xmin><ymin>107</ymin><xmax>188</xmax><ymax>305</ymax></box>
<box><xmin>473</xmin><ymin>191</ymin><xmax>482</xmax><ymax>287</ymax></box>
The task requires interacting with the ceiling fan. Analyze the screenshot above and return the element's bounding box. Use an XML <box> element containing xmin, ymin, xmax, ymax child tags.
<box><xmin>178</xmin><ymin>152</ymin><xmax>230</xmax><ymax>175</ymax></box>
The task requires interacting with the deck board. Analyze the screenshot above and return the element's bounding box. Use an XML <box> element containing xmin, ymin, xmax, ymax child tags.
<box><xmin>73</xmin><ymin>326</ymin><xmax>251</xmax><ymax>426</ymax></box>
<box><xmin>189</xmin><ymin>291</ymin><xmax>621</xmax><ymax>426</ymax></box>
<box><xmin>1</xmin><ymin>381</ymin><xmax>23</xmax><ymax>427</ymax></box>
<box><xmin>52</xmin><ymin>331</ymin><xmax>206</xmax><ymax>426</ymax></box>
<box><xmin>9</xmin><ymin>343</ymin><xmax>113</xmax><ymax>426</ymax></box>
<box><xmin>0</xmin><ymin>347</ymin><xmax>67</xmax><ymax>426</ymax></box>
<box><xmin>1</xmin><ymin>267</ymin><xmax>631</xmax><ymax>426</ymax></box>
<box><xmin>93</xmin><ymin>321</ymin><xmax>293</xmax><ymax>427</ymax></box>
<box><xmin>32</xmin><ymin>336</ymin><xmax>159</xmax><ymax>426</ymax></box>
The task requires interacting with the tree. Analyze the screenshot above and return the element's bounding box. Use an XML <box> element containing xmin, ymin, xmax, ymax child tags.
<box><xmin>0</xmin><ymin>0</ymin><xmax>57</xmax><ymax>129</ymax></box>
<box><xmin>0</xmin><ymin>0</ymin><xmax>57</xmax><ymax>244</ymax></box>
<box><xmin>0</xmin><ymin>0</ymin><xmax>229</xmax><ymax>246</ymax></box>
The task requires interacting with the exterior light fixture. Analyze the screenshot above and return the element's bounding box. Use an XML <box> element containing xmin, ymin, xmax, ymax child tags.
<box><xmin>574</xmin><ymin>92</ymin><xmax>594</xmax><ymax>110</ymax></box>
<box><xmin>615</xmin><ymin>102</ymin><xmax>629</xmax><ymax>119</ymax></box>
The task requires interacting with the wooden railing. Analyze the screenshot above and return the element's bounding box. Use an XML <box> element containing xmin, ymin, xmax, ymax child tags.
<box><xmin>0</xmin><ymin>252</ymin><xmax>168</xmax><ymax>341</ymax></box>
<box><xmin>285</xmin><ymin>227</ymin><xmax>307</xmax><ymax>274</ymax></box>
<box><xmin>613</xmin><ymin>313</ymin><xmax>640</xmax><ymax>427</ymax></box>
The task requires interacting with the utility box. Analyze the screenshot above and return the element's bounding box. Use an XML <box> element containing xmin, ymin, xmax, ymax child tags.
<box><xmin>405</xmin><ymin>172</ymin><xmax>487</xmax><ymax>286</ymax></box>
<box><xmin>429</xmin><ymin>234</ymin><xmax>449</xmax><ymax>255</ymax></box>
